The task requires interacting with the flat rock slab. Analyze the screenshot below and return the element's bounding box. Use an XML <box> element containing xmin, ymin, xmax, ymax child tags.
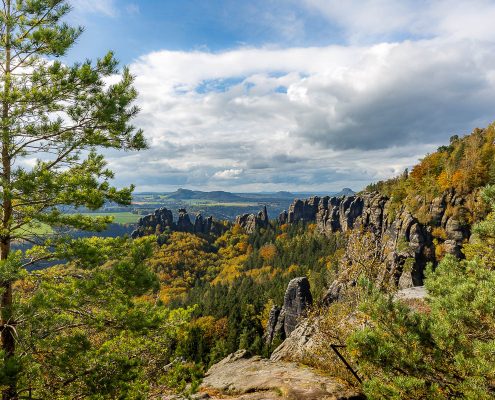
<box><xmin>200</xmin><ymin>350</ymin><xmax>363</xmax><ymax>400</ymax></box>
<box><xmin>395</xmin><ymin>286</ymin><xmax>427</xmax><ymax>300</ymax></box>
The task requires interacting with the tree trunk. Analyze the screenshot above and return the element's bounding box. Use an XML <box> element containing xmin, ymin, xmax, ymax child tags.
<box><xmin>1</xmin><ymin>1</ymin><xmax>17</xmax><ymax>398</ymax></box>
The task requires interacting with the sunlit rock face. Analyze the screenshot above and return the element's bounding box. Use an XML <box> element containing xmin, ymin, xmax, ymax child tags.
<box><xmin>235</xmin><ymin>206</ymin><xmax>269</xmax><ymax>233</ymax></box>
<box><xmin>283</xmin><ymin>190</ymin><xmax>471</xmax><ymax>287</ymax></box>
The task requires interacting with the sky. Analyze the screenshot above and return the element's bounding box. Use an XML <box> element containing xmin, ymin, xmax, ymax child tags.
<box><xmin>65</xmin><ymin>0</ymin><xmax>495</xmax><ymax>193</ymax></box>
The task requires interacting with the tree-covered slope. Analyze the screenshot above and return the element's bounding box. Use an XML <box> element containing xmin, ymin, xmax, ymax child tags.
<box><xmin>367</xmin><ymin>124</ymin><xmax>495</xmax><ymax>224</ymax></box>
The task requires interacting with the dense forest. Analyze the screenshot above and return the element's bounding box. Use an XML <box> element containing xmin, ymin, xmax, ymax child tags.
<box><xmin>5</xmin><ymin>124</ymin><xmax>495</xmax><ymax>398</ymax></box>
<box><xmin>0</xmin><ymin>1</ymin><xmax>494</xmax><ymax>399</ymax></box>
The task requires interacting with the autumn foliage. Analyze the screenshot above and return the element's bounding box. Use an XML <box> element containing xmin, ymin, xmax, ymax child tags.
<box><xmin>367</xmin><ymin>124</ymin><xmax>495</xmax><ymax>222</ymax></box>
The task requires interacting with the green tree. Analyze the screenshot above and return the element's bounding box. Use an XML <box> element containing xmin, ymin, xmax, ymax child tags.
<box><xmin>0</xmin><ymin>1</ymin><xmax>145</xmax><ymax>398</ymax></box>
<box><xmin>348</xmin><ymin>185</ymin><xmax>495</xmax><ymax>399</ymax></box>
<box><xmin>0</xmin><ymin>234</ymin><xmax>205</xmax><ymax>398</ymax></box>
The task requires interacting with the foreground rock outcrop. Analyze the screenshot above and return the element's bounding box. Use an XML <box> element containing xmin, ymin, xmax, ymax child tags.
<box><xmin>270</xmin><ymin>319</ymin><xmax>317</xmax><ymax>363</ymax></box>
<box><xmin>265</xmin><ymin>277</ymin><xmax>313</xmax><ymax>346</ymax></box>
<box><xmin>281</xmin><ymin>190</ymin><xmax>472</xmax><ymax>286</ymax></box>
<box><xmin>132</xmin><ymin>207</ymin><xmax>225</xmax><ymax>238</ymax></box>
<box><xmin>200</xmin><ymin>350</ymin><xmax>363</xmax><ymax>400</ymax></box>
<box><xmin>271</xmin><ymin>285</ymin><xmax>429</xmax><ymax>363</ymax></box>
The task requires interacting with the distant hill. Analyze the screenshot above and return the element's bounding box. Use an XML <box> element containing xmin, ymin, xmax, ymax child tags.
<box><xmin>334</xmin><ymin>187</ymin><xmax>355</xmax><ymax>196</ymax></box>
<box><xmin>291</xmin><ymin>188</ymin><xmax>356</xmax><ymax>197</ymax></box>
<box><xmin>165</xmin><ymin>188</ymin><xmax>247</xmax><ymax>202</ymax></box>
<box><xmin>139</xmin><ymin>188</ymin><xmax>356</xmax><ymax>203</ymax></box>
<box><xmin>239</xmin><ymin>191</ymin><xmax>296</xmax><ymax>201</ymax></box>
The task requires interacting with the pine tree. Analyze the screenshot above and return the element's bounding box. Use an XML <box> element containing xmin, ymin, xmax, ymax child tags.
<box><xmin>0</xmin><ymin>1</ymin><xmax>145</xmax><ymax>398</ymax></box>
<box><xmin>348</xmin><ymin>185</ymin><xmax>495</xmax><ymax>399</ymax></box>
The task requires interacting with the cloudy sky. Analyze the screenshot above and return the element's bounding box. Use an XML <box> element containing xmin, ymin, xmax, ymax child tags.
<box><xmin>67</xmin><ymin>0</ymin><xmax>495</xmax><ymax>192</ymax></box>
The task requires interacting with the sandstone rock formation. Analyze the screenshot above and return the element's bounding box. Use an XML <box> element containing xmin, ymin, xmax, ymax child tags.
<box><xmin>278</xmin><ymin>210</ymin><xmax>288</xmax><ymax>225</ymax></box>
<box><xmin>263</xmin><ymin>305</ymin><xmax>282</xmax><ymax>345</ymax></box>
<box><xmin>131</xmin><ymin>207</ymin><xmax>225</xmax><ymax>238</ymax></box>
<box><xmin>200</xmin><ymin>349</ymin><xmax>364</xmax><ymax>400</ymax></box>
<box><xmin>176</xmin><ymin>208</ymin><xmax>193</xmax><ymax>232</ymax></box>
<box><xmin>280</xmin><ymin>191</ymin><xmax>471</xmax><ymax>286</ymax></box>
<box><xmin>235</xmin><ymin>206</ymin><xmax>269</xmax><ymax>233</ymax></box>
<box><xmin>270</xmin><ymin>319</ymin><xmax>317</xmax><ymax>363</ymax></box>
<box><xmin>131</xmin><ymin>207</ymin><xmax>174</xmax><ymax>238</ymax></box>
<box><xmin>194</xmin><ymin>213</ymin><xmax>213</xmax><ymax>235</ymax></box>
<box><xmin>283</xmin><ymin>277</ymin><xmax>313</xmax><ymax>336</ymax></box>
<box><xmin>265</xmin><ymin>277</ymin><xmax>313</xmax><ymax>345</ymax></box>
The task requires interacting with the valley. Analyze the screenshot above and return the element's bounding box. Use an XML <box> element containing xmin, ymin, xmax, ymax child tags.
<box><xmin>74</xmin><ymin>188</ymin><xmax>355</xmax><ymax>233</ymax></box>
<box><xmin>1</xmin><ymin>1</ymin><xmax>494</xmax><ymax>399</ymax></box>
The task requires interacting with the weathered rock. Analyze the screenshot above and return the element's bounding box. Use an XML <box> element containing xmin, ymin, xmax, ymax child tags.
<box><xmin>201</xmin><ymin>350</ymin><xmax>364</xmax><ymax>400</ymax></box>
<box><xmin>288</xmin><ymin>197</ymin><xmax>320</xmax><ymax>224</ymax></box>
<box><xmin>273</xmin><ymin>308</ymin><xmax>286</xmax><ymax>341</ymax></box>
<box><xmin>194</xmin><ymin>213</ymin><xmax>210</xmax><ymax>234</ymax></box>
<box><xmin>429</xmin><ymin>194</ymin><xmax>447</xmax><ymax>225</ymax></box>
<box><xmin>321</xmin><ymin>280</ymin><xmax>345</xmax><ymax>305</ymax></box>
<box><xmin>235</xmin><ymin>206</ymin><xmax>269</xmax><ymax>233</ymax></box>
<box><xmin>283</xmin><ymin>277</ymin><xmax>313</xmax><ymax>337</ymax></box>
<box><xmin>176</xmin><ymin>208</ymin><xmax>194</xmax><ymax>232</ymax></box>
<box><xmin>394</xmin><ymin>285</ymin><xmax>427</xmax><ymax>301</ymax></box>
<box><xmin>263</xmin><ymin>305</ymin><xmax>282</xmax><ymax>344</ymax></box>
<box><xmin>132</xmin><ymin>207</ymin><xmax>224</xmax><ymax>238</ymax></box>
<box><xmin>270</xmin><ymin>319</ymin><xmax>317</xmax><ymax>362</ymax></box>
<box><xmin>131</xmin><ymin>207</ymin><xmax>174</xmax><ymax>238</ymax></box>
<box><xmin>265</xmin><ymin>277</ymin><xmax>313</xmax><ymax>346</ymax></box>
<box><xmin>278</xmin><ymin>210</ymin><xmax>288</xmax><ymax>225</ymax></box>
<box><xmin>444</xmin><ymin>217</ymin><xmax>469</xmax><ymax>257</ymax></box>
<box><xmin>284</xmin><ymin>191</ymin><xmax>472</xmax><ymax>286</ymax></box>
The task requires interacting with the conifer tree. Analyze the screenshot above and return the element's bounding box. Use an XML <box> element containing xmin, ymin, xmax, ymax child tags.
<box><xmin>348</xmin><ymin>185</ymin><xmax>495</xmax><ymax>399</ymax></box>
<box><xmin>0</xmin><ymin>1</ymin><xmax>145</xmax><ymax>398</ymax></box>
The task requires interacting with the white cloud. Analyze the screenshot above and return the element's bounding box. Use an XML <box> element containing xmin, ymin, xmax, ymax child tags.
<box><xmin>213</xmin><ymin>169</ymin><xmax>244</xmax><ymax>180</ymax></box>
<box><xmin>125</xmin><ymin>4</ymin><xmax>140</xmax><ymax>15</ymax></box>
<box><xmin>71</xmin><ymin>0</ymin><xmax>117</xmax><ymax>17</ymax></box>
<box><xmin>105</xmin><ymin>1</ymin><xmax>495</xmax><ymax>192</ymax></box>
<box><xmin>300</xmin><ymin>0</ymin><xmax>495</xmax><ymax>43</ymax></box>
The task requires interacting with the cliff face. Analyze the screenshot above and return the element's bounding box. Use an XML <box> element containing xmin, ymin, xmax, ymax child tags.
<box><xmin>280</xmin><ymin>190</ymin><xmax>471</xmax><ymax>286</ymax></box>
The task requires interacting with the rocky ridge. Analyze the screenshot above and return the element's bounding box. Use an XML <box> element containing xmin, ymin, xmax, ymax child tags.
<box><xmin>131</xmin><ymin>207</ymin><xmax>225</xmax><ymax>238</ymax></box>
<box><xmin>279</xmin><ymin>190</ymin><xmax>471</xmax><ymax>287</ymax></box>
